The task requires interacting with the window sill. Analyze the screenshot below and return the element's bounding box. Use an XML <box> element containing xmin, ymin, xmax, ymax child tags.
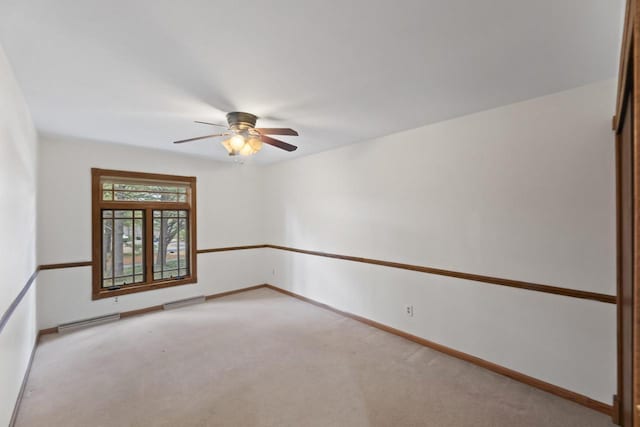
<box><xmin>91</xmin><ymin>276</ymin><xmax>197</xmax><ymax>300</ymax></box>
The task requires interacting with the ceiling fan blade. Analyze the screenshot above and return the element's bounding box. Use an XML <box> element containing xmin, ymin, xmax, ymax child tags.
<box><xmin>260</xmin><ymin>135</ymin><xmax>298</xmax><ymax>152</ymax></box>
<box><xmin>173</xmin><ymin>133</ymin><xmax>228</xmax><ymax>144</ymax></box>
<box><xmin>194</xmin><ymin>120</ymin><xmax>227</xmax><ymax>128</ymax></box>
<box><xmin>255</xmin><ymin>128</ymin><xmax>299</xmax><ymax>136</ymax></box>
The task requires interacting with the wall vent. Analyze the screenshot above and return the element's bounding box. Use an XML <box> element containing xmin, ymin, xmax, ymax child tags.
<box><xmin>57</xmin><ymin>313</ymin><xmax>120</xmax><ymax>333</ymax></box>
<box><xmin>163</xmin><ymin>296</ymin><xmax>205</xmax><ymax>310</ymax></box>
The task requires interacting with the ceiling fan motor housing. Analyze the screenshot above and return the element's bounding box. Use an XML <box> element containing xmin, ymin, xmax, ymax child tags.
<box><xmin>226</xmin><ymin>112</ymin><xmax>258</xmax><ymax>130</ymax></box>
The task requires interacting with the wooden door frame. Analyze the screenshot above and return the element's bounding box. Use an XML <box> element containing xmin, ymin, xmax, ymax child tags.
<box><xmin>614</xmin><ymin>1</ymin><xmax>640</xmax><ymax>425</ymax></box>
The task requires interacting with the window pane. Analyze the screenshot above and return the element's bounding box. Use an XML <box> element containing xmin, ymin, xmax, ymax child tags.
<box><xmin>102</xmin><ymin>209</ymin><xmax>144</xmax><ymax>288</ymax></box>
<box><xmin>114</xmin><ymin>210</ymin><xmax>133</xmax><ymax>218</ymax></box>
<box><xmin>178</xmin><ymin>217</ymin><xmax>188</xmax><ymax>277</ymax></box>
<box><xmin>115</xmin><ymin>276</ymin><xmax>133</xmax><ymax>286</ymax></box>
<box><xmin>112</xmin><ymin>190</ymin><xmax>180</xmax><ymax>202</ymax></box>
<box><xmin>114</xmin><ymin>218</ymin><xmax>131</xmax><ymax>282</ymax></box>
<box><xmin>114</xmin><ymin>191</ymin><xmax>171</xmax><ymax>202</ymax></box>
<box><xmin>102</xmin><ymin>216</ymin><xmax>113</xmax><ymax>280</ymax></box>
<box><xmin>163</xmin><ymin>270</ymin><xmax>179</xmax><ymax>279</ymax></box>
<box><xmin>153</xmin><ymin>210</ymin><xmax>189</xmax><ymax>280</ymax></box>
<box><xmin>113</xmin><ymin>183</ymin><xmax>181</xmax><ymax>192</ymax></box>
<box><xmin>132</xmin><ymin>218</ymin><xmax>144</xmax><ymax>276</ymax></box>
<box><xmin>101</xmin><ymin>180</ymin><xmax>189</xmax><ymax>203</ymax></box>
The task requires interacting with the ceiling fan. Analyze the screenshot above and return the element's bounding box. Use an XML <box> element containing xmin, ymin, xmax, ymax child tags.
<box><xmin>173</xmin><ymin>112</ymin><xmax>299</xmax><ymax>156</ymax></box>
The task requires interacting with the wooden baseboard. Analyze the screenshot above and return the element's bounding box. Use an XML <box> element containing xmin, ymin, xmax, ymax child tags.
<box><xmin>612</xmin><ymin>394</ymin><xmax>620</xmax><ymax>424</ymax></box>
<box><xmin>118</xmin><ymin>304</ymin><xmax>163</xmax><ymax>319</ymax></box>
<box><xmin>38</xmin><ymin>327</ymin><xmax>58</xmax><ymax>336</ymax></box>
<box><xmin>204</xmin><ymin>284</ymin><xmax>267</xmax><ymax>300</ymax></box>
<box><xmin>263</xmin><ymin>284</ymin><xmax>613</xmax><ymax>417</ymax></box>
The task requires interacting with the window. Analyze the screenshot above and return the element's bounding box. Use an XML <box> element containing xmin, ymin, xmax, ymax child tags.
<box><xmin>92</xmin><ymin>169</ymin><xmax>197</xmax><ymax>299</ymax></box>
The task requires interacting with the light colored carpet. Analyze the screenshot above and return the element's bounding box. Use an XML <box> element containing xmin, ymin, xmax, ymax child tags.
<box><xmin>16</xmin><ymin>288</ymin><xmax>614</xmax><ymax>427</ymax></box>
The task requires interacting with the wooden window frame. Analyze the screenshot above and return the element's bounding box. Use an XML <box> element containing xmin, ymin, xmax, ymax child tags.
<box><xmin>91</xmin><ymin>168</ymin><xmax>197</xmax><ymax>300</ymax></box>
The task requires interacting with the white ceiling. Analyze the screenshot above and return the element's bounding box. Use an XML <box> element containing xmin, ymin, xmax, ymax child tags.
<box><xmin>0</xmin><ymin>0</ymin><xmax>625</xmax><ymax>163</ymax></box>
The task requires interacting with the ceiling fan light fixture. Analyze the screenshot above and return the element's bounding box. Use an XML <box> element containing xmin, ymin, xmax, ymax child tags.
<box><xmin>238</xmin><ymin>137</ymin><xmax>263</xmax><ymax>156</ymax></box>
<box><xmin>239</xmin><ymin>143</ymin><xmax>254</xmax><ymax>156</ymax></box>
<box><xmin>248</xmin><ymin>137</ymin><xmax>262</xmax><ymax>152</ymax></box>
<box><xmin>221</xmin><ymin>138</ymin><xmax>239</xmax><ymax>156</ymax></box>
<box><xmin>221</xmin><ymin>135</ymin><xmax>262</xmax><ymax>157</ymax></box>
<box><xmin>229</xmin><ymin>134</ymin><xmax>245</xmax><ymax>150</ymax></box>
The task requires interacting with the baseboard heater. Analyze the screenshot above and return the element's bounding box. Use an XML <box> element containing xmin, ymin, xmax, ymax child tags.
<box><xmin>163</xmin><ymin>295</ymin><xmax>205</xmax><ymax>310</ymax></box>
<box><xmin>57</xmin><ymin>313</ymin><xmax>120</xmax><ymax>333</ymax></box>
<box><xmin>55</xmin><ymin>296</ymin><xmax>205</xmax><ymax>333</ymax></box>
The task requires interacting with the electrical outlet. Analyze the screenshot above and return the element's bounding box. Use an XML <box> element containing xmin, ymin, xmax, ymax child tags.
<box><xmin>272</xmin><ymin>268</ymin><xmax>276</xmax><ymax>276</ymax></box>
<box><xmin>405</xmin><ymin>305</ymin><xmax>413</xmax><ymax>317</ymax></box>
<box><xmin>114</xmin><ymin>296</ymin><xmax>119</xmax><ymax>304</ymax></box>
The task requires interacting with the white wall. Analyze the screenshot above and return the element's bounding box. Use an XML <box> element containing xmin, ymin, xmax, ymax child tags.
<box><xmin>262</xmin><ymin>80</ymin><xmax>617</xmax><ymax>404</ymax></box>
<box><xmin>35</xmin><ymin>79</ymin><xmax>617</xmax><ymax>405</ymax></box>
<box><xmin>37</xmin><ymin>135</ymin><xmax>269</xmax><ymax>329</ymax></box>
<box><xmin>0</xmin><ymin>45</ymin><xmax>38</xmax><ymax>426</ymax></box>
